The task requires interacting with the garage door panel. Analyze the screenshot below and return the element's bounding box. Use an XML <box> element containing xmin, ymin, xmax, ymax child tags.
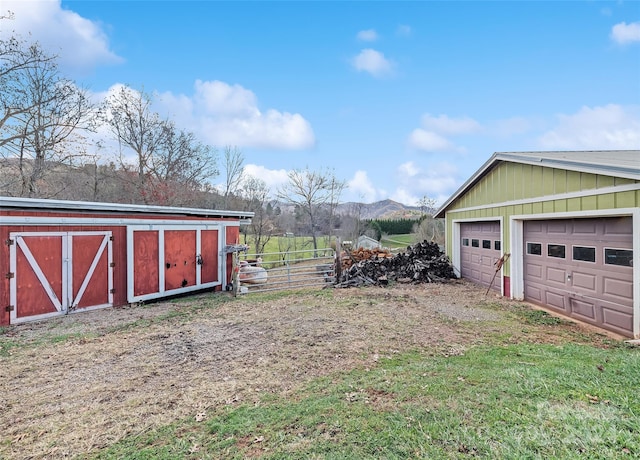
<box><xmin>602</xmin><ymin>277</ymin><xmax>633</xmax><ymax>301</ymax></box>
<box><xmin>460</xmin><ymin>221</ymin><xmax>501</xmax><ymax>292</ymax></box>
<box><xmin>572</xmin><ymin>272</ymin><xmax>596</xmax><ymax>291</ymax></box>
<box><xmin>572</xmin><ymin>220</ymin><xmax>597</xmax><ymax>235</ymax></box>
<box><xmin>545</xmin><ymin>290</ymin><xmax>567</xmax><ymax>311</ymax></box>
<box><xmin>569</xmin><ymin>297</ymin><xmax>596</xmax><ymax>321</ymax></box>
<box><xmin>525</xmin><ymin>283</ymin><xmax>543</xmax><ymax>303</ymax></box>
<box><xmin>546</xmin><ymin>267</ymin><xmax>566</xmax><ymax>284</ymax></box>
<box><xmin>523</xmin><ymin>217</ymin><xmax>633</xmax><ymax>336</ymax></box>
<box><xmin>525</xmin><ymin>263</ymin><xmax>542</xmax><ymax>279</ymax></box>
<box><xmin>602</xmin><ymin>305</ymin><xmax>633</xmax><ymax>332</ymax></box>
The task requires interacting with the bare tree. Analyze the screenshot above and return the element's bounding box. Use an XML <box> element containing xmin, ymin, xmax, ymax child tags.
<box><xmin>150</xmin><ymin>124</ymin><xmax>218</xmax><ymax>206</ymax></box>
<box><xmin>221</xmin><ymin>145</ymin><xmax>244</xmax><ymax>209</ymax></box>
<box><xmin>277</xmin><ymin>168</ymin><xmax>346</xmax><ymax>254</ymax></box>
<box><xmin>241</xmin><ymin>176</ymin><xmax>274</xmax><ymax>254</ymax></box>
<box><xmin>0</xmin><ymin>19</ymin><xmax>56</xmax><ymax>148</ymax></box>
<box><xmin>101</xmin><ymin>85</ymin><xmax>168</xmax><ymax>203</ymax></box>
<box><xmin>0</xmin><ymin>30</ymin><xmax>95</xmax><ymax>197</ymax></box>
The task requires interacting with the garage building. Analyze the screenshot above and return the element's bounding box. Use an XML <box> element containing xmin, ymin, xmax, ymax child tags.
<box><xmin>0</xmin><ymin>197</ymin><xmax>253</xmax><ymax>326</ymax></box>
<box><xmin>435</xmin><ymin>151</ymin><xmax>639</xmax><ymax>338</ymax></box>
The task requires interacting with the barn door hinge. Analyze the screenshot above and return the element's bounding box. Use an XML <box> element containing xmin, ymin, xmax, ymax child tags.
<box><xmin>5</xmin><ymin>272</ymin><xmax>14</xmax><ymax>279</ymax></box>
<box><xmin>109</xmin><ymin>236</ymin><xmax>114</xmax><ymax>241</ymax></box>
<box><xmin>5</xmin><ymin>305</ymin><xmax>14</xmax><ymax>312</ymax></box>
<box><xmin>110</xmin><ymin>262</ymin><xmax>116</xmax><ymax>268</ymax></box>
<box><xmin>110</xmin><ymin>288</ymin><xmax>115</xmax><ymax>294</ymax></box>
<box><xmin>5</xmin><ymin>239</ymin><xmax>14</xmax><ymax>246</ymax></box>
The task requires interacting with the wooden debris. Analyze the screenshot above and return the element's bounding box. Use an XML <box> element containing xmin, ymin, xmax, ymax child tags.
<box><xmin>335</xmin><ymin>240</ymin><xmax>456</xmax><ymax>287</ymax></box>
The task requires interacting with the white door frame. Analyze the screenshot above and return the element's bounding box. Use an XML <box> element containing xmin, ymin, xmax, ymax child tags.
<box><xmin>9</xmin><ymin>231</ymin><xmax>113</xmax><ymax>324</ymax></box>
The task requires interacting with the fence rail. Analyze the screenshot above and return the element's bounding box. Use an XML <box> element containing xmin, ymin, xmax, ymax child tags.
<box><xmin>233</xmin><ymin>247</ymin><xmax>336</xmax><ymax>294</ymax></box>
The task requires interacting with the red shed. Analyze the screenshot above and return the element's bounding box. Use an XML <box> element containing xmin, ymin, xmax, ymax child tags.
<box><xmin>0</xmin><ymin>197</ymin><xmax>253</xmax><ymax>325</ymax></box>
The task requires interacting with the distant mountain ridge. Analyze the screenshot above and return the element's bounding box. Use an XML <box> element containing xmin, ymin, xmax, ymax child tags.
<box><xmin>335</xmin><ymin>199</ymin><xmax>422</xmax><ymax>220</ymax></box>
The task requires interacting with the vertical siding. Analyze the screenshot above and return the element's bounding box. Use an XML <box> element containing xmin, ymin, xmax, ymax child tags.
<box><xmin>444</xmin><ymin>162</ymin><xmax>639</xmax><ymax>281</ymax></box>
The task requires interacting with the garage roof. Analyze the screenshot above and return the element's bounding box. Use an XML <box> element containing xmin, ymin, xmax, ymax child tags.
<box><xmin>0</xmin><ymin>196</ymin><xmax>254</xmax><ymax>220</ymax></box>
<box><xmin>435</xmin><ymin>150</ymin><xmax>640</xmax><ymax>218</ymax></box>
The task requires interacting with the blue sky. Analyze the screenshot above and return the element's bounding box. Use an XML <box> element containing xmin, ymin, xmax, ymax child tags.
<box><xmin>3</xmin><ymin>0</ymin><xmax>640</xmax><ymax>205</ymax></box>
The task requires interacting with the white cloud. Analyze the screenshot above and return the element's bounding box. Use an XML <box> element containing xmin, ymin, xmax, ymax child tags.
<box><xmin>407</xmin><ymin>114</ymin><xmax>481</xmax><ymax>152</ymax></box>
<box><xmin>392</xmin><ymin>161</ymin><xmax>459</xmax><ymax>206</ymax></box>
<box><xmin>357</xmin><ymin>29</ymin><xmax>378</xmax><ymax>42</ymax></box>
<box><xmin>351</xmin><ymin>49</ymin><xmax>394</xmax><ymax>77</ymax></box>
<box><xmin>537</xmin><ymin>104</ymin><xmax>640</xmax><ymax>150</ymax></box>
<box><xmin>156</xmin><ymin>80</ymin><xmax>315</xmax><ymax>150</ymax></box>
<box><xmin>419</xmin><ymin>114</ymin><xmax>481</xmax><ymax>135</ymax></box>
<box><xmin>194</xmin><ymin>80</ymin><xmax>259</xmax><ymax>117</ymax></box>
<box><xmin>611</xmin><ymin>21</ymin><xmax>640</xmax><ymax>45</ymax></box>
<box><xmin>0</xmin><ymin>0</ymin><xmax>122</xmax><ymax>73</ymax></box>
<box><xmin>243</xmin><ymin>164</ymin><xmax>289</xmax><ymax>189</ymax></box>
<box><xmin>407</xmin><ymin>129</ymin><xmax>455</xmax><ymax>152</ymax></box>
<box><xmin>348</xmin><ymin>170</ymin><xmax>381</xmax><ymax>202</ymax></box>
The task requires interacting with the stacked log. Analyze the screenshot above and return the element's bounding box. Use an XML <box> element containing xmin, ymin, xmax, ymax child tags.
<box><xmin>340</xmin><ymin>247</ymin><xmax>393</xmax><ymax>270</ymax></box>
<box><xmin>336</xmin><ymin>240</ymin><xmax>456</xmax><ymax>287</ymax></box>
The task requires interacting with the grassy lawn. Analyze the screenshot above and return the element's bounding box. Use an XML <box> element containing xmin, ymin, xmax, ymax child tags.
<box><xmin>381</xmin><ymin>233</ymin><xmax>415</xmax><ymax>249</ymax></box>
<box><xmin>3</xmin><ymin>283</ymin><xmax>638</xmax><ymax>459</ymax></box>
<box><xmin>94</xmin><ymin>342</ymin><xmax>639</xmax><ymax>459</ymax></box>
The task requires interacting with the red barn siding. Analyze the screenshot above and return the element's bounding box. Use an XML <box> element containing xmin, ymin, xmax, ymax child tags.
<box><xmin>0</xmin><ymin>201</ymin><xmax>251</xmax><ymax>326</ymax></box>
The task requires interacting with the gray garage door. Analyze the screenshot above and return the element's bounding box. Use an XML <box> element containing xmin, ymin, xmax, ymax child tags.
<box><xmin>523</xmin><ymin>217</ymin><xmax>633</xmax><ymax>336</ymax></box>
<box><xmin>460</xmin><ymin>221</ymin><xmax>502</xmax><ymax>292</ymax></box>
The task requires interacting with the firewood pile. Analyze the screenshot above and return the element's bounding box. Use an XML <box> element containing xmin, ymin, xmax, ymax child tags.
<box><xmin>336</xmin><ymin>240</ymin><xmax>456</xmax><ymax>287</ymax></box>
<box><xmin>341</xmin><ymin>247</ymin><xmax>394</xmax><ymax>270</ymax></box>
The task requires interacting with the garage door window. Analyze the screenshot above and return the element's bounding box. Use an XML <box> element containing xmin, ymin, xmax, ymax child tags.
<box><xmin>604</xmin><ymin>248</ymin><xmax>633</xmax><ymax>267</ymax></box>
<box><xmin>573</xmin><ymin>246</ymin><xmax>596</xmax><ymax>263</ymax></box>
<box><xmin>482</xmin><ymin>240</ymin><xmax>491</xmax><ymax>249</ymax></box>
<box><xmin>548</xmin><ymin>244</ymin><xmax>566</xmax><ymax>259</ymax></box>
<box><xmin>494</xmin><ymin>241</ymin><xmax>501</xmax><ymax>251</ymax></box>
<box><xmin>526</xmin><ymin>242</ymin><xmax>542</xmax><ymax>255</ymax></box>
<box><xmin>462</xmin><ymin>238</ymin><xmax>469</xmax><ymax>246</ymax></box>
<box><xmin>472</xmin><ymin>239</ymin><xmax>479</xmax><ymax>248</ymax></box>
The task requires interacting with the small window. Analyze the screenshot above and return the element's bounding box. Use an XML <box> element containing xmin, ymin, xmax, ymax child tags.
<box><xmin>494</xmin><ymin>240</ymin><xmax>501</xmax><ymax>251</ymax></box>
<box><xmin>548</xmin><ymin>244</ymin><xmax>566</xmax><ymax>259</ymax></box>
<box><xmin>471</xmin><ymin>239</ymin><xmax>479</xmax><ymax>248</ymax></box>
<box><xmin>604</xmin><ymin>248</ymin><xmax>633</xmax><ymax>267</ymax></box>
<box><xmin>573</xmin><ymin>246</ymin><xmax>596</xmax><ymax>263</ymax></box>
<box><xmin>462</xmin><ymin>238</ymin><xmax>469</xmax><ymax>246</ymax></box>
<box><xmin>482</xmin><ymin>240</ymin><xmax>491</xmax><ymax>249</ymax></box>
<box><xmin>527</xmin><ymin>242</ymin><xmax>542</xmax><ymax>255</ymax></box>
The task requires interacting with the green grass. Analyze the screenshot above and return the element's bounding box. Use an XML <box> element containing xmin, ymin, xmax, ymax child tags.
<box><xmin>93</xmin><ymin>343</ymin><xmax>640</xmax><ymax>459</ymax></box>
<box><xmin>381</xmin><ymin>233</ymin><xmax>416</xmax><ymax>249</ymax></box>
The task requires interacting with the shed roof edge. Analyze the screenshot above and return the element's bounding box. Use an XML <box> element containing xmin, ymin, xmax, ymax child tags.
<box><xmin>0</xmin><ymin>196</ymin><xmax>255</xmax><ymax>219</ymax></box>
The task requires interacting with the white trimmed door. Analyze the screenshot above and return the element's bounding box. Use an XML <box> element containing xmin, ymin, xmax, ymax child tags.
<box><xmin>9</xmin><ymin>232</ymin><xmax>113</xmax><ymax>323</ymax></box>
<box><xmin>523</xmin><ymin>217</ymin><xmax>633</xmax><ymax>336</ymax></box>
<box><xmin>460</xmin><ymin>221</ymin><xmax>502</xmax><ymax>292</ymax></box>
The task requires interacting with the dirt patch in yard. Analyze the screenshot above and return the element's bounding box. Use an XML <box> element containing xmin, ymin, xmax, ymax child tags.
<box><xmin>0</xmin><ymin>280</ymin><xmax>613</xmax><ymax>459</ymax></box>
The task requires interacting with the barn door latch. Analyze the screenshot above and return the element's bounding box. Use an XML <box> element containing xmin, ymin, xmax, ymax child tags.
<box><xmin>5</xmin><ymin>305</ymin><xmax>14</xmax><ymax>312</ymax></box>
<box><xmin>5</xmin><ymin>272</ymin><xmax>14</xmax><ymax>279</ymax></box>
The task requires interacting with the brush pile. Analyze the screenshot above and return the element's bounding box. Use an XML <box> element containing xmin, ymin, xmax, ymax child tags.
<box><xmin>336</xmin><ymin>240</ymin><xmax>456</xmax><ymax>287</ymax></box>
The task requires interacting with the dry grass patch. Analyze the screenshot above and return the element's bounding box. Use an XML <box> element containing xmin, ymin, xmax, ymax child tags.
<box><xmin>0</xmin><ymin>280</ymin><xmax>615</xmax><ymax>459</ymax></box>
